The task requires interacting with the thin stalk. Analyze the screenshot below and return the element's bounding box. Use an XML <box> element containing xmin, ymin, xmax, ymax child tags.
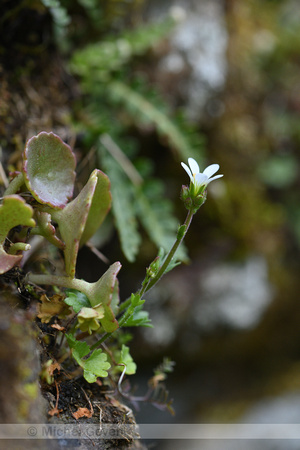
<box><xmin>118</xmin><ymin>209</ymin><xmax>194</xmax><ymax>313</ymax></box>
<box><xmin>90</xmin><ymin>332</ymin><xmax>111</xmax><ymax>350</ymax></box>
<box><xmin>4</xmin><ymin>173</ymin><xmax>25</xmax><ymax>195</ymax></box>
<box><xmin>142</xmin><ymin>208</ymin><xmax>194</xmax><ymax>294</ymax></box>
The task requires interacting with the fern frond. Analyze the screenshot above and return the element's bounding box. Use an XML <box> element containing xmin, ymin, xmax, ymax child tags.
<box><xmin>107</xmin><ymin>80</ymin><xmax>203</xmax><ymax>161</ymax></box>
<box><xmin>98</xmin><ymin>143</ymin><xmax>141</xmax><ymax>262</ymax></box>
<box><xmin>69</xmin><ymin>18</ymin><xmax>174</xmax><ymax>78</ymax></box>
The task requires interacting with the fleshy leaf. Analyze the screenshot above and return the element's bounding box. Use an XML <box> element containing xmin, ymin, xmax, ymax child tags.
<box><xmin>22</xmin><ymin>132</ymin><xmax>76</xmax><ymax>209</ymax></box>
<box><xmin>0</xmin><ymin>195</ymin><xmax>35</xmax><ymax>242</ymax></box>
<box><xmin>0</xmin><ymin>249</ymin><xmax>23</xmax><ymax>275</ymax></box>
<box><xmin>83</xmin><ymin>262</ymin><xmax>121</xmax><ymax>333</ymax></box>
<box><xmin>79</xmin><ymin>170</ymin><xmax>111</xmax><ymax>246</ymax></box>
<box><xmin>52</xmin><ymin>169</ymin><xmax>111</xmax><ymax>278</ymax></box>
<box><xmin>0</xmin><ymin>195</ymin><xmax>35</xmax><ymax>274</ymax></box>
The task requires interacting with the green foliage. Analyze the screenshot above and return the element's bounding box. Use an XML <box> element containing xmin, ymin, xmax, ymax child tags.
<box><xmin>107</xmin><ymin>80</ymin><xmax>201</xmax><ymax>161</ymax></box>
<box><xmin>66</xmin><ymin>334</ymin><xmax>111</xmax><ymax>382</ymax></box>
<box><xmin>23</xmin><ymin>132</ymin><xmax>76</xmax><ymax>209</ymax></box>
<box><xmin>0</xmin><ymin>195</ymin><xmax>35</xmax><ymax>274</ymax></box>
<box><xmin>136</xmin><ymin>182</ymin><xmax>188</xmax><ymax>261</ymax></box>
<box><xmin>52</xmin><ymin>168</ymin><xmax>111</xmax><ymax>277</ymax></box>
<box><xmin>42</xmin><ymin>0</ymin><xmax>70</xmax><ymax>25</ymax></box>
<box><xmin>99</xmin><ymin>147</ymin><xmax>141</xmax><ymax>262</ymax></box>
<box><xmin>99</xmin><ymin>141</ymin><xmax>188</xmax><ymax>261</ymax></box>
<box><xmin>116</xmin><ymin>345</ymin><xmax>137</xmax><ymax>375</ymax></box>
<box><xmin>154</xmin><ymin>357</ymin><xmax>176</xmax><ymax>377</ymax></box>
<box><xmin>70</xmin><ymin>18</ymin><xmax>175</xmax><ymax>79</ymax></box>
<box><xmin>1</xmin><ymin>2</ymin><xmax>208</xmax><ymax>400</ymax></box>
<box><xmin>119</xmin><ymin>293</ymin><xmax>152</xmax><ymax>328</ymax></box>
<box><xmin>64</xmin><ymin>289</ymin><xmax>91</xmax><ymax>313</ymax></box>
<box><xmin>68</xmin><ymin>15</ymin><xmax>204</xmax><ymax>261</ymax></box>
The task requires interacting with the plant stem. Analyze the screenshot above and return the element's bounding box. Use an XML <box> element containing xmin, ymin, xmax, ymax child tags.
<box><xmin>4</xmin><ymin>173</ymin><xmax>25</xmax><ymax>195</ymax></box>
<box><xmin>119</xmin><ymin>209</ymin><xmax>194</xmax><ymax>313</ymax></box>
<box><xmin>90</xmin><ymin>332</ymin><xmax>111</xmax><ymax>350</ymax></box>
<box><xmin>92</xmin><ymin>210</ymin><xmax>195</xmax><ymax>349</ymax></box>
<box><xmin>141</xmin><ymin>208</ymin><xmax>194</xmax><ymax>295</ymax></box>
<box><xmin>27</xmin><ymin>273</ymin><xmax>88</xmax><ymax>292</ymax></box>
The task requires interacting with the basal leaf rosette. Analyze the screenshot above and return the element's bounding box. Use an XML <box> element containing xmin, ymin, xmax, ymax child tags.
<box><xmin>0</xmin><ymin>195</ymin><xmax>35</xmax><ymax>274</ymax></box>
<box><xmin>23</xmin><ymin>132</ymin><xmax>76</xmax><ymax>209</ymax></box>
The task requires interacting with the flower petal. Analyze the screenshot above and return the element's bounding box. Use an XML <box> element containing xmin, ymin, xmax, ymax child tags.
<box><xmin>203</xmin><ymin>164</ymin><xmax>220</xmax><ymax>178</ymax></box>
<box><xmin>194</xmin><ymin>173</ymin><xmax>208</xmax><ymax>186</ymax></box>
<box><xmin>206</xmin><ymin>174</ymin><xmax>223</xmax><ymax>184</ymax></box>
<box><xmin>188</xmin><ymin>158</ymin><xmax>200</xmax><ymax>175</ymax></box>
<box><xmin>181</xmin><ymin>162</ymin><xmax>193</xmax><ymax>181</ymax></box>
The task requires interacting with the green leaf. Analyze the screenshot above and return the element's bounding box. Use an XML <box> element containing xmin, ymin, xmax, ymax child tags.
<box><xmin>79</xmin><ymin>170</ymin><xmax>111</xmax><ymax>246</ymax></box>
<box><xmin>119</xmin><ymin>293</ymin><xmax>152</xmax><ymax>328</ymax></box>
<box><xmin>0</xmin><ymin>195</ymin><xmax>35</xmax><ymax>274</ymax></box>
<box><xmin>66</xmin><ymin>334</ymin><xmax>110</xmax><ymax>382</ymax></box>
<box><xmin>52</xmin><ymin>169</ymin><xmax>111</xmax><ymax>277</ymax></box>
<box><xmin>0</xmin><ymin>195</ymin><xmax>35</xmax><ymax>242</ymax></box>
<box><xmin>66</xmin><ymin>334</ymin><xmax>90</xmax><ymax>364</ymax></box>
<box><xmin>84</xmin><ymin>349</ymin><xmax>111</xmax><ymax>381</ymax></box>
<box><xmin>64</xmin><ymin>289</ymin><xmax>91</xmax><ymax>313</ymax></box>
<box><xmin>70</xmin><ymin>18</ymin><xmax>174</xmax><ymax>79</ymax></box>
<box><xmin>116</xmin><ymin>345</ymin><xmax>136</xmax><ymax>375</ymax></box>
<box><xmin>23</xmin><ymin>132</ymin><xmax>76</xmax><ymax>209</ymax></box>
<box><xmin>99</xmin><ymin>148</ymin><xmax>141</xmax><ymax>262</ymax></box>
<box><xmin>123</xmin><ymin>306</ymin><xmax>152</xmax><ymax>328</ymax></box>
<box><xmin>108</xmin><ymin>81</ymin><xmax>201</xmax><ymax>160</ymax></box>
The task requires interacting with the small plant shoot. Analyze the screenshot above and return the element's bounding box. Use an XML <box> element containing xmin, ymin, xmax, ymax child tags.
<box><xmin>0</xmin><ymin>131</ymin><xmax>222</xmax><ymax>413</ymax></box>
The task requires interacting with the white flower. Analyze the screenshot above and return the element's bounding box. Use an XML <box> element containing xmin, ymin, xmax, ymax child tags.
<box><xmin>181</xmin><ymin>158</ymin><xmax>223</xmax><ymax>190</ymax></box>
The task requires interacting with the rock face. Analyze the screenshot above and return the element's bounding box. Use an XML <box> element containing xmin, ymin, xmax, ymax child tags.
<box><xmin>145</xmin><ymin>0</ymin><xmax>228</xmax><ymax>120</ymax></box>
<box><xmin>0</xmin><ymin>292</ymin><xmax>44</xmax><ymax>425</ymax></box>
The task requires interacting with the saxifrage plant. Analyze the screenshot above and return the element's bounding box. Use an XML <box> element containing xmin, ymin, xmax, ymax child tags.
<box><xmin>0</xmin><ymin>131</ymin><xmax>222</xmax><ymax>411</ymax></box>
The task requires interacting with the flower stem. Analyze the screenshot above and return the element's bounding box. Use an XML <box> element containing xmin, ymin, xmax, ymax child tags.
<box><xmin>141</xmin><ymin>209</ymin><xmax>194</xmax><ymax>295</ymax></box>
<box><xmin>118</xmin><ymin>209</ymin><xmax>194</xmax><ymax>314</ymax></box>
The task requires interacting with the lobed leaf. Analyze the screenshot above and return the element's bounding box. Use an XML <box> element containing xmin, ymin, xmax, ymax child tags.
<box><xmin>64</xmin><ymin>290</ymin><xmax>91</xmax><ymax>313</ymax></box>
<box><xmin>66</xmin><ymin>334</ymin><xmax>111</xmax><ymax>382</ymax></box>
<box><xmin>116</xmin><ymin>345</ymin><xmax>137</xmax><ymax>375</ymax></box>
